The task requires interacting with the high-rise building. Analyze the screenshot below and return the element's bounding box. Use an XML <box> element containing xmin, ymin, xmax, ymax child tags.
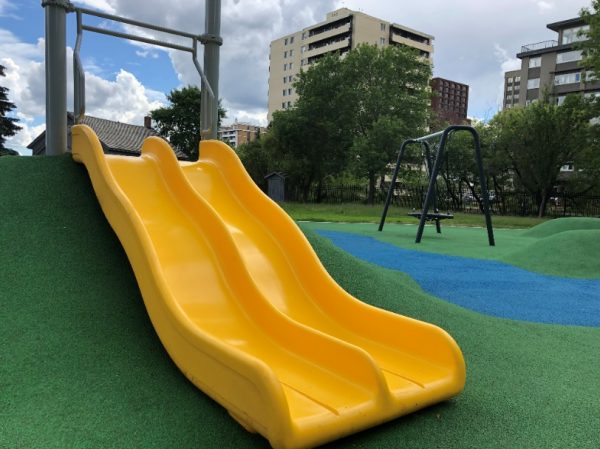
<box><xmin>503</xmin><ymin>17</ymin><xmax>599</xmax><ymax>110</ymax></box>
<box><xmin>268</xmin><ymin>8</ymin><xmax>434</xmax><ymax>120</ymax></box>
<box><xmin>430</xmin><ymin>77</ymin><xmax>469</xmax><ymax>124</ymax></box>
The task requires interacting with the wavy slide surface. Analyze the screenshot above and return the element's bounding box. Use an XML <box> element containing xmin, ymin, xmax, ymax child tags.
<box><xmin>73</xmin><ymin>125</ymin><xmax>465</xmax><ymax>449</ymax></box>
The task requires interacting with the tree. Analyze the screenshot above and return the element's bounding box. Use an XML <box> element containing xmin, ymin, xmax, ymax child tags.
<box><xmin>150</xmin><ymin>85</ymin><xmax>226</xmax><ymax>160</ymax></box>
<box><xmin>579</xmin><ymin>2</ymin><xmax>600</xmax><ymax>77</ymax></box>
<box><xmin>269</xmin><ymin>54</ymin><xmax>355</xmax><ymax>201</ymax></box>
<box><xmin>344</xmin><ymin>44</ymin><xmax>431</xmax><ymax>203</ymax></box>
<box><xmin>490</xmin><ymin>94</ymin><xmax>597</xmax><ymax>217</ymax></box>
<box><xmin>0</xmin><ymin>64</ymin><xmax>21</xmax><ymax>154</ymax></box>
<box><xmin>269</xmin><ymin>44</ymin><xmax>431</xmax><ymax>203</ymax></box>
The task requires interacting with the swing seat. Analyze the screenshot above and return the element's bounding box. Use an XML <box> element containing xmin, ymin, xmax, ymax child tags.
<box><xmin>408</xmin><ymin>210</ymin><xmax>454</xmax><ymax>222</ymax></box>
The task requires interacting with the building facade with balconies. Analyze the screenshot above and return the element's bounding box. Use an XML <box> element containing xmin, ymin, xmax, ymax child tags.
<box><xmin>268</xmin><ymin>8</ymin><xmax>434</xmax><ymax>120</ymax></box>
<box><xmin>503</xmin><ymin>17</ymin><xmax>598</xmax><ymax>110</ymax></box>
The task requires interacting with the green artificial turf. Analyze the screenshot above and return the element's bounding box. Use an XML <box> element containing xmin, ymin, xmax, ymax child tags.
<box><xmin>2</xmin><ymin>155</ymin><xmax>600</xmax><ymax>448</ymax></box>
<box><xmin>303</xmin><ymin>219</ymin><xmax>600</xmax><ymax>279</ymax></box>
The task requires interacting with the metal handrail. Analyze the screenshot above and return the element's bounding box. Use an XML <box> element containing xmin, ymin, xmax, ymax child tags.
<box><xmin>520</xmin><ymin>39</ymin><xmax>558</xmax><ymax>53</ymax></box>
<box><xmin>72</xmin><ymin>6</ymin><xmax>218</xmax><ymax>137</ymax></box>
<box><xmin>73</xmin><ymin>10</ymin><xmax>84</xmax><ymax>122</ymax></box>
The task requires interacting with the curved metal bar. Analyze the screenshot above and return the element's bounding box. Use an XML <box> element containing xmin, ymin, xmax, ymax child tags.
<box><xmin>73</xmin><ymin>10</ymin><xmax>85</xmax><ymax>123</ymax></box>
<box><xmin>192</xmin><ymin>37</ymin><xmax>216</xmax><ymax>139</ymax></box>
<box><xmin>68</xmin><ymin>5</ymin><xmax>221</xmax><ymax>143</ymax></box>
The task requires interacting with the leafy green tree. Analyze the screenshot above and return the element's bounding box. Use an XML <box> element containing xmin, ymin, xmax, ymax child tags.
<box><xmin>579</xmin><ymin>2</ymin><xmax>600</xmax><ymax>77</ymax></box>
<box><xmin>344</xmin><ymin>44</ymin><xmax>431</xmax><ymax>203</ymax></box>
<box><xmin>150</xmin><ymin>85</ymin><xmax>226</xmax><ymax>160</ymax></box>
<box><xmin>235</xmin><ymin>135</ymin><xmax>273</xmax><ymax>190</ymax></box>
<box><xmin>269</xmin><ymin>45</ymin><xmax>430</xmax><ymax>203</ymax></box>
<box><xmin>269</xmin><ymin>54</ymin><xmax>355</xmax><ymax>201</ymax></box>
<box><xmin>0</xmin><ymin>64</ymin><xmax>21</xmax><ymax>154</ymax></box>
<box><xmin>490</xmin><ymin>94</ymin><xmax>597</xmax><ymax>217</ymax></box>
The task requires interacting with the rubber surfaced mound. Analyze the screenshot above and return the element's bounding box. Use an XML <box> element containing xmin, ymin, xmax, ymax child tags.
<box><xmin>2</xmin><ymin>155</ymin><xmax>600</xmax><ymax>448</ymax></box>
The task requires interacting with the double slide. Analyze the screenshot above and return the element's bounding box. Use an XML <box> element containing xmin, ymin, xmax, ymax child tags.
<box><xmin>72</xmin><ymin>125</ymin><xmax>465</xmax><ymax>449</ymax></box>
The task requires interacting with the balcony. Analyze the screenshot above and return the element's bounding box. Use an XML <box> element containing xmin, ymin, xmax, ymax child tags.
<box><xmin>520</xmin><ymin>40</ymin><xmax>558</xmax><ymax>53</ymax></box>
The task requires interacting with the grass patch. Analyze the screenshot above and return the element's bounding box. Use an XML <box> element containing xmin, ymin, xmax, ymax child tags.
<box><xmin>282</xmin><ymin>201</ymin><xmax>548</xmax><ymax>229</ymax></box>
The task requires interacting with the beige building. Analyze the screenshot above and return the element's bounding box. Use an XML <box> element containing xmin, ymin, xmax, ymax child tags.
<box><xmin>218</xmin><ymin>121</ymin><xmax>267</xmax><ymax>148</ymax></box>
<box><xmin>268</xmin><ymin>8</ymin><xmax>434</xmax><ymax>120</ymax></box>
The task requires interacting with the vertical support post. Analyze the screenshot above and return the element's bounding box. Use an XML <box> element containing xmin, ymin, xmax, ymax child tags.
<box><xmin>43</xmin><ymin>0</ymin><xmax>71</xmax><ymax>155</ymax></box>
<box><xmin>472</xmin><ymin>130</ymin><xmax>495</xmax><ymax>246</ymax></box>
<box><xmin>378</xmin><ymin>139</ymin><xmax>417</xmax><ymax>231</ymax></box>
<box><xmin>416</xmin><ymin>131</ymin><xmax>449</xmax><ymax>243</ymax></box>
<box><xmin>201</xmin><ymin>0</ymin><xmax>221</xmax><ymax>141</ymax></box>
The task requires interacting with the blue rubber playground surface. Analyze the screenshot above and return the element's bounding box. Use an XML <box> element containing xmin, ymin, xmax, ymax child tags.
<box><xmin>317</xmin><ymin>230</ymin><xmax>600</xmax><ymax>327</ymax></box>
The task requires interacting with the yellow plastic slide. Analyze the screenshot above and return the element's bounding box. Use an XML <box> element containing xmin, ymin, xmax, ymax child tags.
<box><xmin>72</xmin><ymin>125</ymin><xmax>465</xmax><ymax>449</ymax></box>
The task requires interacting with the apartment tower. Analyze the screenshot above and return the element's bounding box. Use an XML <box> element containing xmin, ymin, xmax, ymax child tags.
<box><xmin>268</xmin><ymin>8</ymin><xmax>434</xmax><ymax>120</ymax></box>
<box><xmin>430</xmin><ymin>77</ymin><xmax>469</xmax><ymax>124</ymax></box>
<box><xmin>503</xmin><ymin>17</ymin><xmax>599</xmax><ymax>109</ymax></box>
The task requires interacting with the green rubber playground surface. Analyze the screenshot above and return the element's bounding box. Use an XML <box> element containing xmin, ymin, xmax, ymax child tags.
<box><xmin>2</xmin><ymin>155</ymin><xmax>600</xmax><ymax>448</ymax></box>
<box><xmin>303</xmin><ymin>218</ymin><xmax>600</xmax><ymax>279</ymax></box>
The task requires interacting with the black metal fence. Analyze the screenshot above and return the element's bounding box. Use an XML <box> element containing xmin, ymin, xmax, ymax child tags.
<box><xmin>283</xmin><ymin>183</ymin><xmax>600</xmax><ymax>218</ymax></box>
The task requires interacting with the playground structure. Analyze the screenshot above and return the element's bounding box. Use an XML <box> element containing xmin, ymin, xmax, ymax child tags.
<box><xmin>379</xmin><ymin>125</ymin><xmax>496</xmax><ymax>246</ymax></box>
<box><xmin>44</xmin><ymin>2</ymin><xmax>467</xmax><ymax>448</ymax></box>
<box><xmin>42</xmin><ymin>0</ymin><xmax>221</xmax><ymax>155</ymax></box>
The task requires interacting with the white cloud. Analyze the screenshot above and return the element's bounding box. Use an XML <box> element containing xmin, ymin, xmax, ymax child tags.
<box><xmin>1</xmin><ymin>28</ymin><xmax>166</xmax><ymax>146</ymax></box>
<box><xmin>75</xmin><ymin>0</ymin><xmax>116</xmax><ymax>14</ymax></box>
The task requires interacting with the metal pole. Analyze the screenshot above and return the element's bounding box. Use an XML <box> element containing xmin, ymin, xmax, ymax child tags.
<box><xmin>416</xmin><ymin>131</ymin><xmax>449</xmax><ymax>243</ymax></box>
<box><xmin>43</xmin><ymin>0</ymin><xmax>71</xmax><ymax>155</ymax></box>
<box><xmin>378</xmin><ymin>139</ymin><xmax>418</xmax><ymax>231</ymax></box>
<box><xmin>201</xmin><ymin>0</ymin><xmax>221</xmax><ymax>141</ymax></box>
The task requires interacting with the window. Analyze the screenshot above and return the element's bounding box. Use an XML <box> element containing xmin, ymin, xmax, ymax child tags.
<box><xmin>289</xmin><ymin>49</ymin><xmax>294</xmax><ymax>57</ymax></box>
<box><xmin>556</xmin><ymin>50</ymin><xmax>583</xmax><ymax>64</ymax></box>
<box><xmin>282</xmin><ymin>102</ymin><xmax>286</xmax><ymax>109</ymax></box>
<box><xmin>561</xmin><ymin>25</ymin><xmax>589</xmax><ymax>45</ymax></box>
<box><xmin>284</xmin><ymin>38</ymin><xmax>288</xmax><ymax>45</ymax></box>
<box><xmin>507</xmin><ymin>85</ymin><xmax>513</xmax><ymax>92</ymax></box>
<box><xmin>529</xmin><ymin>56</ymin><xmax>541</xmax><ymax>68</ymax></box>
<box><xmin>379</xmin><ymin>37</ymin><xmax>385</xmax><ymax>46</ymax></box>
<box><xmin>288</xmin><ymin>88</ymin><xmax>292</xmax><ymax>95</ymax></box>
<box><xmin>301</xmin><ymin>45</ymin><xmax>306</xmax><ymax>53</ymax></box>
<box><xmin>380</xmin><ymin>23</ymin><xmax>386</xmax><ymax>31</ymax></box>
<box><xmin>554</xmin><ymin>72</ymin><xmax>581</xmax><ymax>85</ymax></box>
<box><xmin>513</xmin><ymin>93</ymin><xmax>519</xmax><ymax>100</ymax></box>
<box><xmin>288</xmin><ymin>75</ymin><xmax>293</xmax><ymax>82</ymax></box>
<box><xmin>289</xmin><ymin>62</ymin><xmax>293</xmax><ymax>70</ymax></box>
<box><xmin>290</xmin><ymin>36</ymin><xmax>294</xmax><ymax>44</ymax></box>
<box><xmin>282</xmin><ymin>89</ymin><xmax>286</xmax><ymax>96</ymax></box>
<box><xmin>287</xmin><ymin>101</ymin><xmax>292</xmax><ymax>107</ymax></box>
<box><xmin>283</xmin><ymin>76</ymin><xmax>286</xmax><ymax>84</ymax></box>
<box><xmin>515</xmin><ymin>76</ymin><xmax>521</xmax><ymax>82</ymax></box>
<box><xmin>301</xmin><ymin>59</ymin><xmax>307</xmax><ymax>66</ymax></box>
<box><xmin>555</xmin><ymin>95</ymin><xmax>566</xmax><ymax>105</ymax></box>
<box><xmin>527</xmin><ymin>78</ymin><xmax>540</xmax><ymax>89</ymax></box>
<box><xmin>525</xmin><ymin>99</ymin><xmax>538</xmax><ymax>106</ymax></box>
<box><xmin>283</xmin><ymin>63</ymin><xmax>287</xmax><ymax>71</ymax></box>
<box><xmin>284</xmin><ymin>51</ymin><xmax>288</xmax><ymax>58</ymax></box>
<box><xmin>507</xmin><ymin>77</ymin><xmax>513</xmax><ymax>84</ymax></box>
<box><xmin>302</xmin><ymin>31</ymin><xmax>307</xmax><ymax>40</ymax></box>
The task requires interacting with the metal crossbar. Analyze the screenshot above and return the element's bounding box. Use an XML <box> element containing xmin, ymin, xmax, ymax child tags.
<box><xmin>72</xmin><ymin>6</ymin><xmax>217</xmax><ymax>139</ymax></box>
<box><xmin>43</xmin><ymin>0</ymin><xmax>222</xmax><ymax>154</ymax></box>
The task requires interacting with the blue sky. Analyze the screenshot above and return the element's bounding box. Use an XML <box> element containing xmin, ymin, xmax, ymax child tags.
<box><xmin>0</xmin><ymin>0</ymin><xmax>592</xmax><ymax>154</ymax></box>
